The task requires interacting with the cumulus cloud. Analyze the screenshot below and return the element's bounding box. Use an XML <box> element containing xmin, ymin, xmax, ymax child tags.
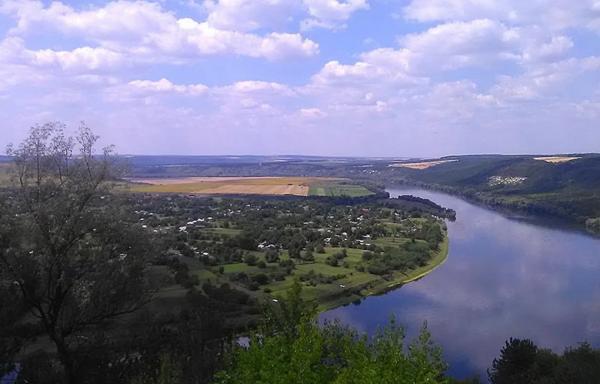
<box><xmin>301</xmin><ymin>0</ymin><xmax>369</xmax><ymax>30</ymax></box>
<box><xmin>1</xmin><ymin>0</ymin><xmax>600</xmax><ymax>156</ymax></box>
<box><xmin>128</xmin><ymin>78</ymin><xmax>208</xmax><ymax>95</ymax></box>
<box><xmin>299</xmin><ymin>107</ymin><xmax>326</xmax><ymax>118</ymax></box>
<box><xmin>403</xmin><ymin>0</ymin><xmax>600</xmax><ymax>32</ymax></box>
<box><xmin>201</xmin><ymin>0</ymin><xmax>369</xmax><ymax>31</ymax></box>
<box><xmin>0</xmin><ymin>0</ymin><xmax>319</xmax><ymax>66</ymax></box>
<box><xmin>203</xmin><ymin>0</ymin><xmax>300</xmax><ymax>32</ymax></box>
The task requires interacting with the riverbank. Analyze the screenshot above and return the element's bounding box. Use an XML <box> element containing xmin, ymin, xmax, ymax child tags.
<box><xmin>321</xmin><ymin>186</ymin><xmax>600</xmax><ymax>380</ymax></box>
<box><xmin>393</xmin><ymin>181</ymin><xmax>600</xmax><ymax>236</ymax></box>
<box><xmin>315</xmin><ymin>235</ymin><xmax>449</xmax><ymax>311</ymax></box>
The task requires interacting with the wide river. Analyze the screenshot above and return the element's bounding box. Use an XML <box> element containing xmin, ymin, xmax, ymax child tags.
<box><xmin>321</xmin><ymin>187</ymin><xmax>600</xmax><ymax>380</ymax></box>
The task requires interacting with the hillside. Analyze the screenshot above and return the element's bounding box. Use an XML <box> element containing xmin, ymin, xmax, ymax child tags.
<box><xmin>389</xmin><ymin>154</ymin><xmax>600</xmax><ymax>233</ymax></box>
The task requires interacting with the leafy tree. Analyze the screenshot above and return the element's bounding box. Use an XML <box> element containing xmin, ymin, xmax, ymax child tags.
<box><xmin>243</xmin><ymin>253</ymin><xmax>258</xmax><ymax>266</ymax></box>
<box><xmin>216</xmin><ymin>282</ymin><xmax>448</xmax><ymax>384</ymax></box>
<box><xmin>264</xmin><ymin>248</ymin><xmax>280</xmax><ymax>263</ymax></box>
<box><xmin>488</xmin><ymin>338</ymin><xmax>547</xmax><ymax>384</ymax></box>
<box><xmin>489</xmin><ymin>338</ymin><xmax>600</xmax><ymax>384</ymax></box>
<box><xmin>0</xmin><ymin>123</ymin><xmax>152</xmax><ymax>383</ymax></box>
<box><xmin>262</xmin><ymin>279</ymin><xmax>317</xmax><ymax>339</ymax></box>
<box><xmin>303</xmin><ymin>249</ymin><xmax>315</xmax><ymax>262</ymax></box>
<box><xmin>325</xmin><ymin>255</ymin><xmax>339</xmax><ymax>266</ymax></box>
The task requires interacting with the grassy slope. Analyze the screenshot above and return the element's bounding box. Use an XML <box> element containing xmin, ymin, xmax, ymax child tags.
<box><xmin>223</xmin><ymin>234</ymin><xmax>448</xmax><ymax>311</ymax></box>
<box><xmin>308</xmin><ymin>183</ymin><xmax>373</xmax><ymax>197</ymax></box>
<box><xmin>156</xmin><ymin>229</ymin><xmax>449</xmax><ymax>312</ymax></box>
<box><xmin>396</xmin><ymin>155</ymin><xmax>600</xmax><ymax>229</ymax></box>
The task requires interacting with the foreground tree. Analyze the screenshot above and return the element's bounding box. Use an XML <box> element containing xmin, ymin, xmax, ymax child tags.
<box><xmin>216</xmin><ymin>280</ymin><xmax>448</xmax><ymax>384</ymax></box>
<box><xmin>0</xmin><ymin>123</ymin><xmax>151</xmax><ymax>383</ymax></box>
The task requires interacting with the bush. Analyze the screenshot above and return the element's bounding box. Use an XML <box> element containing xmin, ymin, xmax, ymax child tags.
<box><xmin>215</xmin><ymin>319</ymin><xmax>447</xmax><ymax>384</ymax></box>
<box><xmin>252</xmin><ymin>273</ymin><xmax>270</xmax><ymax>285</ymax></box>
<box><xmin>302</xmin><ymin>250</ymin><xmax>314</xmax><ymax>262</ymax></box>
<box><xmin>325</xmin><ymin>256</ymin><xmax>338</xmax><ymax>267</ymax></box>
<box><xmin>244</xmin><ymin>253</ymin><xmax>258</xmax><ymax>266</ymax></box>
<box><xmin>265</xmin><ymin>248</ymin><xmax>280</xmax><ymax>263</ymax></box>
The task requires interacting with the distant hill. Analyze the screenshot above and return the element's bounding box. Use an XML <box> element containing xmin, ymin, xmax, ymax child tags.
<box><xmin>391</xmin><ymin>154</ymin><xmax>600</xmax><ymax>233</ymax></box>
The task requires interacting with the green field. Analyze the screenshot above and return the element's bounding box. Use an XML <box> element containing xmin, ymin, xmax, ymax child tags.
<box><xmin>185</xmin><ymin>235</ymin><xmax>450</xmax><ymax>311</ymax></box>
<box><xmin>308</xmin><ymin>183</ymin><xmax>373</xmax><ymax>197</ymax></box>
<box><xmin>128</xmin><ymin>176</ymin><xmax>374</xmax><ymax>198</ymax></box>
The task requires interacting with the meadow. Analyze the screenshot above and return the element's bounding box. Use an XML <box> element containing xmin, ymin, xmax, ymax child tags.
<box><xmin>129</xmin><ymin>176</ymin><xmax>373</xmax><ymax>197</ymax></box>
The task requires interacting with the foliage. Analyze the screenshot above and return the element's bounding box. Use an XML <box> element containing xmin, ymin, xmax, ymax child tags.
<box><xmin>216</xmin><ymin>281</ymin><xmax>448</xmax><ymax>384</ymax></box>
<box><xmin>0</xmin><ymin>123</ymin><xmax>152</xmax><ymax>383</ymax></box>
<box><xmin>489</xmin><ymin>338</ymin><xmax>600</xmax><ymax>384</ymax></box>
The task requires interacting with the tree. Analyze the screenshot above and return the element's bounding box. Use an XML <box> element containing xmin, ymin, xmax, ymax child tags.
<box><xmin>488</xmin><ymin>337</ymin><xmax>600</xmax><ymax>384</ymax></box>
<box><xmin>243</xmin><ymin>253</ymin><xmax>258</xmax><ymax>266</ymax></box>
<box><xmin>488</xmin><ymin>338</ymin><xmax>541</xmax><ymax>384</ymax></box>
<box><xmin>302</xmin><ymin>249</ymin><xmax>314</xmax><ymax>262</ymax></box>
<box><xmin>215</xmin><ymin>282</ymin><xmax>448</xmax><ymax>384</ymax></box>
<box><xmin>0</xmin><ymin>123</ymin><xmax>151</xmax><ymax>383</ymax></box>
<box><xmin>265</xmin><ymin>248</ymin><xmax>280</xmax><ymax>263</ymax></box>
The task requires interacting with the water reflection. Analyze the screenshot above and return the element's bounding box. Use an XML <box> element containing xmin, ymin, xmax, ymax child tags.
<box><xmin>321</xmin><ymin>188</ymin><xmax>600</xmax><ymax>379</ymax></box>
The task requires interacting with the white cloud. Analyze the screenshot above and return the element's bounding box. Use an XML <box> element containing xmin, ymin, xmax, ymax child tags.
<box><xmin>491</xmin><ymin>57</ymin><xmax>600</xmax><ymax>101</ymax></box>
<box><xmin>301</xmin><ymin>0</ymin><xmax>368</xmax><ymax>30</ymax></box>
<box><xmin>403</xmin><ymin>0</ymin><xmax>600</xmax><ymax>33</ymax></box>
<box><xmin>30</xmin><ymin>46</ymin><xmax>124</xmax><ymax>71</ymax></box>
<box><xmin>299</xmin><ymin>107</ymin><xmax>326</xmax><ymax>118</ymax></box>
<box><xmin>128</xmin><ymin>78</ymin><xmax>208</xmax><ymax>95</ymax></box>
<box><xmin>0</xmin><ymin>0</ymin><xmax>319</xmax><ymax>65</ymax></box>
<box><xmin>399</xmin><ymin>19</ymin><xmax>522</xmax><ymax>70</ymax></box>
<box><xmin>521</xmin><ymin>35</ymin><xmax>573</xmax><ymax>63</ymax></box>
<box><xmin>176</xmin><ymin>17</ymin><xmax>318</xmax><ymax>59</ymax></box>
<box><xmin>2</xmin><ymin>0</ymin><xmax>600</xmax><ymax>157</ymax></box>
<box><xmin>203</xmin><ymin>0</ymin><xmax>300</xmax><ymax>32</ymax></box>
<box><xmin>223</xmin><ymin>80</ymin><xmax>293</xmax><ymax>94</ymax></box>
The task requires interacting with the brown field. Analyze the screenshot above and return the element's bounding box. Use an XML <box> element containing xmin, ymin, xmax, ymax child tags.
<box><xmin>128</xmin><ymin>176</ymin><xmax>342</xmax><ymax>196</ymax></box>
<box><xmin>0</xmin><ymin>163</ymin><xmax>13</xmax><ymax>185</ymax></box>
<box><xmin>389</xmin><ymin>159</ymin><xmax>458</xmax><ymax>170</ymax></box>
<box><xmin>533</xmin><ymin>156</ymin><xmax>581</xmax><ymax>163</ymax></box>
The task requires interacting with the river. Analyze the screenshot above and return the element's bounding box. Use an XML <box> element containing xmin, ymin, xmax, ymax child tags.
<box><xmin>321</xmin><ymin>187</ymin><xmax>600</xmax><ymax>380</ymax></box>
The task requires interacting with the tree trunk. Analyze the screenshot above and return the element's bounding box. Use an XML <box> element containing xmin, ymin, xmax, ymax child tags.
<box><xmin>53</xmin><ymin>335</ymin><xmax>76</xmax><ymax>384</ymax></box>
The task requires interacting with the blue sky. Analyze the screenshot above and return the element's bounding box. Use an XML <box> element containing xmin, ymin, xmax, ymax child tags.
<box><xmin>1</xmin><ymin>0</ymin><xmax>600</xmax><ymax>156</ymax></box>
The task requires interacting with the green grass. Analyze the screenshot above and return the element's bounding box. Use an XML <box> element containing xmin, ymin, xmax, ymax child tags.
<box><xmin>154</xmin><ymin>232</ymin><xmax>450</xmax><ymax>313</ymax></box>
<box><xmin>221</xmin><ymin>263</ymin><xmax>258</xmax><ymax>274</ymax></box>
<box><xmin>263</xmin><ymin>234</ymin><xmax>450</xmax><ymax>311</ymax></box>
<box><xmin>395</xmin><ymin>236</ymin><xmax>449</xmax><ymax>284</ymax></box>
<box><xmin>203</xmin><ymin>227</ymin><xmax>243</xmax><ymax>236</ymax></box>
<box><xmin>194</xmin><ymin>269</ymin><xmax>217</xmax><ymax>281</ymax></box>
<box><xmin>308</xmin><ymin>183</ymin><xmax>373</xmax><ymax>197</ymax></box>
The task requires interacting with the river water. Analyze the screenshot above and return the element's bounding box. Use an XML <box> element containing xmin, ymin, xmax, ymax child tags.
<box><xmin>321</xmin><ymin>187</ymin><xmax>600</xmax><ymax>380</ymax></box>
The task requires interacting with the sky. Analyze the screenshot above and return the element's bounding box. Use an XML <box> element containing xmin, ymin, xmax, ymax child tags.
<box><xmin>1</xmin><ymin>0</ymin><xmax>600</xmax><ymax>157</ymax></box>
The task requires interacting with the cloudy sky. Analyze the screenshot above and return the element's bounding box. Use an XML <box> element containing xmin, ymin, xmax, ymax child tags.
<box><xmin>1</xmin><ymin>0</ymin><xmax>600</xmax><ymax>157</ymax></box>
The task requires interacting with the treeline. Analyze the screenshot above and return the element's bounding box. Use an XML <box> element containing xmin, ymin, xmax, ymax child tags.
<box><xmin>489</xmin><ymin>338</ymin><xmax>600</xmax><ymax>384</ymax></box>
<box><xmin>381</xmin><ymin>194</ymin><xmax>456</xmax><ymax>220</ymax></box>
